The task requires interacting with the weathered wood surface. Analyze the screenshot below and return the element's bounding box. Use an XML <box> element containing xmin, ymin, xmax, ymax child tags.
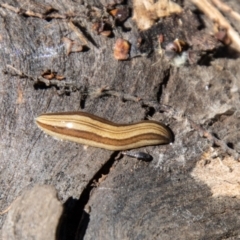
<box><xmin>1</xmin><ymin>0</ymin><xmax>240</xmax><ymax>239</ymax></box>
<box><xmin>2</xmin><ymin>186</ymin><xmax>63</xmax><ymax>240</ymax></box>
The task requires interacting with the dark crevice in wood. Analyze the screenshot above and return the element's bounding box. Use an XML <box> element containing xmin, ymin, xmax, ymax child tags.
<box><xmin>157</xmin><ymin>67</ymin><xmax>171</xmax><ymax>103</ymax></box>
<box><xmin>56</xmin><ymin>197</ymin><xmax>87</xmax><ymax>240</ymax></box>
<box><xmin>78</xmin><ymin>150</ymin><xmax>119</xmax><ymax>208</ymax></box>
<box><xmin>143</xmin><ymin>106</ymin><xmax>155</xmax><ymax>119</ymax></box>
<box><xmin>227</xmin><ymin>142</ymin><xmax>234</xmax><ymax>149</ymax></box>
<box><xmin>73</xmin><ymin>22</ymin><xmax>99</xmax><ymax>48</ymax></box>
<box><xmin>56</xmin><ymin>151</ymin><xmax>120</xmax><ymax>240</ymax></box>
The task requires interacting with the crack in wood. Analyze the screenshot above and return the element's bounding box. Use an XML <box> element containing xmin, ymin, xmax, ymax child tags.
<box><xmin>56</xmin><ymin>151</ymin><xmax>120</xmax><ymax>239</ymax></box>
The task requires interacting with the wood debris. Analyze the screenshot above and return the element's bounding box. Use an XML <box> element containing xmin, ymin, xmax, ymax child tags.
<box><xmin>62</xmin><ymin>37</ymin><xmax>84</xmax><ymax>55</ymax></box>
<box><xmin>211</xmin><ymin>0</ymin><xmax>240</xmax><ymax>22</ymax></box>
<box><xmin>191</xmin><ymin>0</ymin><xmax>240</xmax><ymax>52</ymax></box>
<box><xmin>133</xmin><ymin>0</ymin><xmax>182</xmax><ymax>30</ymax></box>
<box><xmin>0</xmin><ymin>3</ymin><xmax>65</xmax><ymax>19</ymax></box>
<box><xmin>68</xmin><ymin>21</ymin><xmax>89</xmax><ymax>46</ymax></box>
<box><xmin>113</xmin><ymin>38</ymin><xmax>131</xmax><ymax>60</ymax></box>
<box><xmin>41</xmin><ymin>70</ymin><xmax>65</xmax><ymax>80</ymax></box>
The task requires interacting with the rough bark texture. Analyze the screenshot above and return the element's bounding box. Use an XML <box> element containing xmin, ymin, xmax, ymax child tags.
<box><xmin>1</xmin><ymin>0</ymin><xmax>240</xmax><ymax>239</ymax></box>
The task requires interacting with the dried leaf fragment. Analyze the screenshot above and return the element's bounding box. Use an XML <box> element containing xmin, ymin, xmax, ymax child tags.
<box><xmin>41</xmin><ymin>70</ymin><xmax>65</xmax><ymax>80</ymax></box>
<box><xmin>113</xmin><ymin>38</ymin><xmax>130</xmax><ymax>60</ymax></box>
<box><xmin>62</xmin><ymin>37</ymin><xmax>84</xmax><ymax>55</ymax></box>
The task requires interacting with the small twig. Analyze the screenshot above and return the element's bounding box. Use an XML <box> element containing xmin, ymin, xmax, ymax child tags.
<box><xmin>191</xmin><ymin>0</ymin><xmax>240</xmax><ymax>52</ymax></box>
<box><xmin>3</xmin><ymin>66</ymin><xmax>142</xmax><ymax>101</ymax></box>
<box><xmin>0</xmin><ymin>3</ymin><xmax>67</xmax><ymax>19</ymax></box>
<box><xmin>1</xmin><ymin>3</ymin><xmax>43</xmax><ymax>19</ymax></box>
<box><xmin>211</xmin><ymin>0</ymin><xmax>240</xmax><ymax>22</ymax></box>
<box><xmin>5</xmin><ymin>64</ymin><xmax>26</xmax><ymax>77</ymax></box>
<box><xmin>3</xmin><ymin>65</ymin><xmax>86</xmax><ymax>94</ymax></box>
<box><xmin>68</xmin><ymin>21</ymin><xmax>89</xmax><ymax>46</ymax></box>
<box><xmin>0</xmin><ymin>203</ymin><xmax>12</xmax><ymax>215</ymax></box>
<box><xmin>0</xmin><ymin>3</ymin><xmax>20</xmax><ymax>13</ymax></box>
<box><xmin>92</xmin><ymin>88</ymin><xmax>142</xmax><ymax>102</ymax></box>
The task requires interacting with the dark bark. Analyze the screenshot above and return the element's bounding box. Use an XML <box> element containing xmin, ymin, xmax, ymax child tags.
<box><xmin>1</xmin><ymin>0</ymin><xmax>240</xmax><ymax>239</ymax></box>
